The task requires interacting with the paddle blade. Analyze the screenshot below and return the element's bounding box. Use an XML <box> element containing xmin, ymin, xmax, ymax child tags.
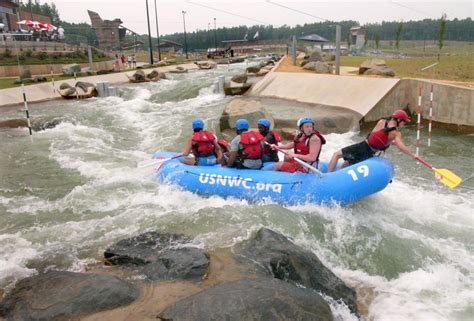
<box><xmin>433</xmin><ymin>168</ymin><xmax>462</xmax><ymax>189</ymax></box>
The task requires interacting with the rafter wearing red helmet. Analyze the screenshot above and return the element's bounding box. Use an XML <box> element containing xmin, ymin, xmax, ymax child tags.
<box><xmin>327</xmin><ymin>109</ymin><xmax>417</xmax><ymax>172</ymax></box>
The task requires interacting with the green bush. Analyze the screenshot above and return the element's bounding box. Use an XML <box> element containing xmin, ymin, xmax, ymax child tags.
<box><xmin>25</xmin><ymin>49</ymin><xmax>33</xmax><ymax>57</ymax></box>
<box><xmin>18</xmin><ymin>53</ymin><xmax>26</xmax><ymax>61</ymax></box>
<box><xmin>37</xmin><ymin>52</ymin><xmax>48</xmax><ymax>60</ymax></box>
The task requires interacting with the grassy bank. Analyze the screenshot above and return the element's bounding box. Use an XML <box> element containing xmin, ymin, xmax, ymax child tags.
<box><xmin>342</xmin><ymin>41</ymin><xmax>474</xmax><ymax>82</ymax></box>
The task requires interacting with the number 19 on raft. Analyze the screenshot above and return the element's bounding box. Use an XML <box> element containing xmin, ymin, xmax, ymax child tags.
<box><xmin>347</xmin><ymin>165</ymin><xmax>369</xmax><ymax>181</ymax></box>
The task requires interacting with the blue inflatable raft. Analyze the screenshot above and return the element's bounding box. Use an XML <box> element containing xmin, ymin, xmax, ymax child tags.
<box><xmin>152</xmin><ymin>151</ymin><xmax>394</xmax><ymax>205</ymax></box>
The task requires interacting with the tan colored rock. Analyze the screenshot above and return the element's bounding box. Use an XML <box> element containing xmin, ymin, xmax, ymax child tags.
<box><xmin>220</xmin><ymin>98</ymin><xmax>274</xmax><ymax>131</ymax></box>
<box><xmin>359</xmin><ymin>59</ymin><xmax>387</xmax><ymax>75</ymax></box>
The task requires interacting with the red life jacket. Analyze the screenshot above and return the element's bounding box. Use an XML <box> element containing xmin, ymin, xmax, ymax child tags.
<box><xmin>218</xmin><ymin>139</ymin><xmax>230</xmax><ymax>152</ymax></box>
<box><xmin>293</xmin><ymin>130</ymin><xmax>326</xmax><ymax>163</ymax></box>
<box><xmin>192</xmin><ymin>131</ymin><xmax>215</xmax><ymax>156</ymax></box>
<box><xmin>367</xmin><ymin>121</ymin><xmax>397</xmax><ymax>151</ymax></box>
<box><xmin>263</xmin><ymin>130</ymin><xmax>281</xmax><ymax>156</ymax></box>
<box><xmin>239</xmin><ymin>131</ymin><xmax>264</xmax><ymax>159</ymax></box>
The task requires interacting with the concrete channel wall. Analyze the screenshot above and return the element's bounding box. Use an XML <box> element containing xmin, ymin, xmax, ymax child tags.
<box><xmin>247</xmin><ymin>71</ymin><xmax>473</xmax><ymax>132</ymax></box>
<box><xmin>366</xmin><ymin>79</ymin><xmax>473</xmax><ymax>131</ymax></box>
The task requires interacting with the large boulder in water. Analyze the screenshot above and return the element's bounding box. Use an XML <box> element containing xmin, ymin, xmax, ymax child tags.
<box><xmin>234</xmin><ymin>228</ymin><xmax>359</xmax><ymax>314</ymax></box>
<box><xmin>132</xmin><ymin>69</ymin><xmax>146</xmax><ymax>82</ymax></box>
<box><xmin>0</xmin><ymin>271</ymin><xmax>139</xmax><ymax>321</ymax></box>
<box><xmin>231</xmin><ymin>73</ymin><xmax>248</xmax><ymax>84</ymax></box>
<box><xmin>158</xmin><ymin>278</ymin><xmax>333</xmax><ymax>321</ymax></box>
<box><xmin>220</xmin><ymin>98</ymin><xmax>274</xmax><ymax>131</ymax></box>
<box><xmin>104</xmin><ymin>231</ymin><xmax>209</xmax><ymax>281</ymax></box>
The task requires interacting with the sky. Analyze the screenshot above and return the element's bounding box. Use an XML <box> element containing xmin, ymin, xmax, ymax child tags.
<box><xmin>44</xmin><ymin>0</ymin><xmax>473</xmax><ymax>35</ymax></box>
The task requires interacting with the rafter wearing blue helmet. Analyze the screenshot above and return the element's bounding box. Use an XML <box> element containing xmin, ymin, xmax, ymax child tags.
<box><xmin>227</xmin><ymin>119</ymin><xmax>264</xmax><ymax>169</ymax></box>
<box><xmin>257</xmin><ymin>118</ymin><xmax>281</xmax><ymax>162</ymax></box>
<box><xmin>182</xmin><ymin>118</ymin><xmax>223</xmax><ymax>166</ymax></box>
<box><xmin>273</xmin><ymin>116</ymin><xmax>326</xmax><ymax>173</ymax></box>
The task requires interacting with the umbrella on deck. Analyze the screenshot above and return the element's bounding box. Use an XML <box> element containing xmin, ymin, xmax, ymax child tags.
<box><xmin>298</xmin><ymin>34</ymin><xmax>330</xmax><ymax>43</ymax></box>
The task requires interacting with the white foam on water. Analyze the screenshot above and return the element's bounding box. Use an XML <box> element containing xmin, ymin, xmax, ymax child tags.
<box><xmin>0</xmin><ymin>234</ymin><xmax>39</xmax><ymax>287</ymax></box>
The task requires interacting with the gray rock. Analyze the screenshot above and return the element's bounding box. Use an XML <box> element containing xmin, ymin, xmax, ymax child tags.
<box><xmin>246</xmin><ymin>65</ymin><xmax>261</xmax><ymax>73</ymax></box>
<box><xmin>33</xmin><ymin>76</ymin><xmax>47</xmax><ymax>82</ymax></box>
<box><xmin>132</xmin><ymin>69</ymin><xmax>146</xmax><ymax>82</ymax></box>
<box><xmin>59</xmin><ymin>82</ymin><xmax>72</xmax><ymax>90</ymax></box>
<box><xmin>62</xmin><ymin>63</ymin><xmax>81</xmax><ymax>76</ymax></box>
<box><xmin>104</xmin><ymin>231</ymin><xmax>209</xmax><ymax>281</ymax></box>
<box><xmin>75</xmin><ymin>81</ymin><xmax>94</xmax><ymax>92</ymax></box>
<box><xmin>147</xmin><ymin>70</ymin><xmax>159</xmax><ymax>79</ymax></box>
<box><xmin>142</xmin><ymin>248</ymin><xmax>209</xmax><ymax>281</ymax></box>
<box><xmin>308</xmin><ymin>51</ymin><xmax>324</xmax><ymax>62</ymax></box>
<box><xmin>0</xmin><ymin>271</ymin><xmax>139</xmax><ymax>321</ymax></box>
<box><xmin>364</xmin><ymin>67</ymin><xmax>396</xmax><ymax>77</ymax></box>
<box><xmin>303</xmin><ymin>61</ymin><xmax>333</xmax><ymax>74</ymax></box>
<box><xmin>231</xmin><ymin>73</ymin><xmax>248</xmax><ymax>84</ymax></box>
<box><xmin>158</xmin><ymin>278</ymin><xmax>333</xmax><ymax>321</ymax></box>
<box><xmin>31</xmin><ymin>117</ymin><xmax>64</xmax><ymax>131</ymax></box>
<box><xmin>359</xmin><ymin>59</ymin><xmax>387</xmax><ymax>75</ymax></box>
<box><xmin>235</xmin><ymin>228</ymin><xmax>358</xmax><ymax>314</ymax></box>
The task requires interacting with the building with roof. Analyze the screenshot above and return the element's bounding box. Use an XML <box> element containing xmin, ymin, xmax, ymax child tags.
<box><xmin>0</xmin><ymin>0</ymin><xmax>19</xmax><ymax>32</ymax></box>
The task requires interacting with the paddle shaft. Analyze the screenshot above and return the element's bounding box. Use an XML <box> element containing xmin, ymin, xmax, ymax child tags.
<box><xmin>266</xmin><ymin>142</ymin><xmax>323</xmax><ymax>177</ymax></box>
<box><xmin>415</xmin><ymin>156</ymin><xmax>434</xmax><ymax>170</ymax></box>
<box><xmin>138</xmin><ymin>153</ymin><xmax>184</xmax><ymax>168</ymax></box>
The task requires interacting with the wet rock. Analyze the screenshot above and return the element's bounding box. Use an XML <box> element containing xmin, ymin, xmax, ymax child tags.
<box><xmin>246</xmin><ymin>65</ymin><xmax>261</xmax><ymax>73</ymax></box>
<box><xmin>303</xmin><ymin>61</ymin><xmax>333</xmax><ymax>74</ymax></box>
<box><xmin>147</xmin><ymin>69</ymin><xmax>159</xmax><ymax>79</ymax></box>
<box><xmin>31</xmin><ymin>117</ymin><xmax>64</xmax><ymax>131</ymax></box>
<box><xmin>224</xmin><ymin>82</ymin><xmax>252</xmax><ymax>96</ymax></box>
<box><xmin>0</xmin><ymin>271</ymin><xmax>139</xmax><ymax>321</ymax></box>
<box><xmin>59</xmin><ymin>82</ymin><xmax>72</xmax><ymax>90</ymax></box>
<box><xmin>235</xmin><ymin>228</ymin><xmax>358</xmax><ymax>314</ymax></box>
<box><xmin>158</xmin><ymin>278</ymin><xmax>333</xmax><ymax>321</ymax></box>
<box><xmin>220</xmin><ymin>98</ymin><xmax>273</xmax><ymax>131</ymax></box>
<box><xmin>142</xmin><ymin>247</ymin><xmax>210</xmax><ymax>281</ymax></box>
<box><xmin>75</xmin><ymin>81</ymin><xmax>94</xmax><ymax>92</ymax></box>
<box><xmin>132</xmin><ymin>69</ymin><xmax>146</xmax><ymax>82</ymax></box>
<box><xmin>231</xmin><ymin>73</ymin><xmax>248</xmax><ymax>84</ymax></box>
<box><xmin>281</xmin><ymin>127</ymin><xmax>298</xmax><ymax>140</ymax></box>
<box><xmin>0</xmin><ymin>117</ymin><xmax>63</xmax><ymax>131</ymax></box>
<box><xmin>104</xmin><ymin>231</ymin><xmax>209</xmax><ymax>281</ymax></box>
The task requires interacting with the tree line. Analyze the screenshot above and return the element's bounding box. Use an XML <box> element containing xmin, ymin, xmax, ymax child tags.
<box><xmin>18</xmin><ymin>2</ymin><xmax>473</xmax><ymax>50</ymax></box>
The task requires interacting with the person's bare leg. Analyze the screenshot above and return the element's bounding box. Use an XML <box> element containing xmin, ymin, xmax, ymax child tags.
<box><xmin>181</xmin><ymin>157</ymin><xmax>196</xmax><ymax>165</ymax></box>
<box><xmin>274</xmin><ymin>161</ymin><xmax>283</xmax><ymax>171</ymax></box>
<box><xmin>327</xmin><ymin>150</ymin><xmax>343</xmax><ymax>172</ymax></box>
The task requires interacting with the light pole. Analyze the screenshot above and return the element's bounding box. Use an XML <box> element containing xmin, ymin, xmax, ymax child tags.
<box><xmin>182</xmin><ymin>11</ymin><xmax>188</xmax><ymax>59</ymax></box>
<box><xmin>213</xmin><ymin>17</ymin><xmax>217</xmax><ymax>54</ymax></box>
<box><xmin>145</xmin><ymin>0</ymin><xmax>154</xmax><ymax>64</ymax></box>
<box><xmin>154</xmin><ymin>0</ymin><xmax>161</xmax><ymax>61</ymax></box>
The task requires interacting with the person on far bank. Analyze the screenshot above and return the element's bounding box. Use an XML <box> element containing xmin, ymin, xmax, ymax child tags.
<box><xmin>327</xmin><ymin>109</ymin><xmax>417</xmax><ymax>172</ymax></box>
<box><xmin>182</xmin><ymin>118</ymin><xmax>223</xmax><ymax>166</ymax></box>
<box><xmin>257</xmin><ymin>118</ymin><xmax>281</xmax><ymax>162</ymax></box>
<box><xmin>272</xmin><ymin>117</ymin><xmax>325</xmax><ymax>173</ymax></box>
<box><xmin>226</xmin><ymin>119</ymin><xmax>264</xmax><ymax>169</ymax></box>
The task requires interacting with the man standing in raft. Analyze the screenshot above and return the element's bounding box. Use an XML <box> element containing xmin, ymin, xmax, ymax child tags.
<box><xmin>182</xmin><ymin>118</ymin><xmax>223</xmax><ymax>166</ymax></box>
<box><xmin>273</xmin><ymin>117</ymin><xmax>325</xmax><ymax>173</ymax></box>
<box><xmin>327</xmin><ymin>109</ymin><xmax>417</xmax><ymax>172</ymax></box>
<box><xmin>226</xmin><ymin>119</ymin><xmax>264</xmax><ymax>169</ymax></box>
<box><xmin>257</xmin><ymin>118</ymin><xmax>281</xmax><ymax>162</ymax></box>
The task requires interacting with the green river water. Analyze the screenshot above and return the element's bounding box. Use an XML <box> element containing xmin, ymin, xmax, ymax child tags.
<box><xmin>0</xmin><ymin>63</ymin><xmax>473</xmax><ymax>321</ymax></box>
